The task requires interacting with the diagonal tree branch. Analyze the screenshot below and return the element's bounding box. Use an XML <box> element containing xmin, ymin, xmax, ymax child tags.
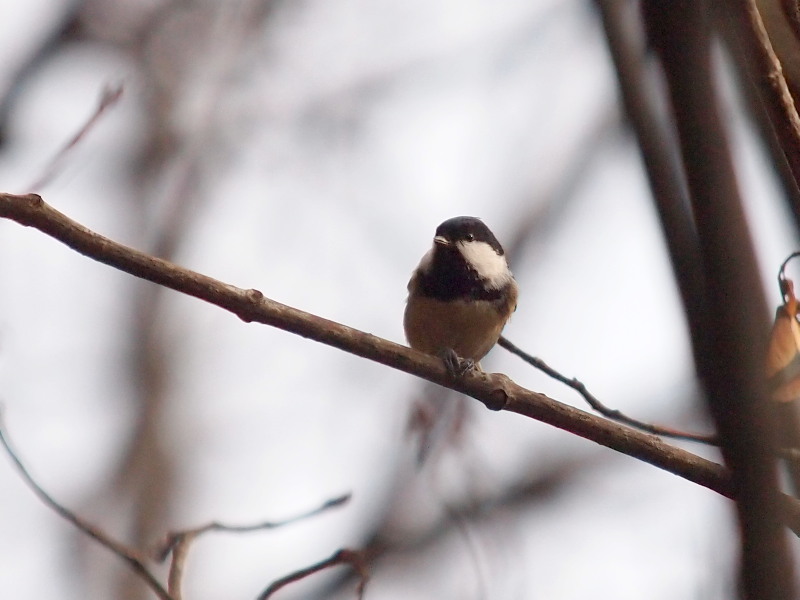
<box><xmin>718</xmin><ymin>3</ymin><xmax>800</xmax><ymax>231</ymax></box>
<box><xmin>724</xmin><ymin>0</ymin><xmax>800</xmax><ymax>227</ymax></box>
<box><xmin>4</xmin><ymin>191</ymin><xmax>800</xmax><ymax>533</ymax></box>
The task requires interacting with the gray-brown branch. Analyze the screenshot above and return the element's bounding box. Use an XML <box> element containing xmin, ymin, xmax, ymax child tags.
<box><xmin>3</xmin><ymin>191</ymin><xmax>800</xmax><ymax>533</ymax></box>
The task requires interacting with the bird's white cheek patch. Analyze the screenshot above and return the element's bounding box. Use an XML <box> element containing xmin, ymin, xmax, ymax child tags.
<box><xmin>458</xmin><ymin>241</ymin><xmax>511</xmax><ymax>287</ymax></box>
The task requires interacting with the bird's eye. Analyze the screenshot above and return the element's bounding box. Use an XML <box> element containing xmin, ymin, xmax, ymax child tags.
<box><xmin>465</xmin><ymin>233</ymin><xmax>475</xmax><ymax>242</ymax></box>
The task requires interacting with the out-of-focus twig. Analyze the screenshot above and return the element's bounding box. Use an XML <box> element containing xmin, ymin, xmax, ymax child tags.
<box><xmin>257</xmin><ymin>548</ymin><xmax>368</xmax><ymax>600</ymax></box>
<box><xmin>0</xmin><ymin>5</ymin><xmax>82</xmax><ymax>149</ymax></box>
<box><xmin>0</xmin><ymin>412</ymin><xmax>174</xmax><ymax>600</ymax></box>
<box><xmin>504</xmin><ymin>107</ymin><xmax>621</xmax><ymax>263</ymax></box>
<box><xmin>594</xmin><ymin>0</ymin><xmax>709</xmax><ymax>371</ymax></box>
<box><xmin>498</xmin><ymin>336</ymin><xmax>718</xmax><ymax>444</ymax></box>
<box><xmin>27</xmin><ymin>84</ymin><xmax>124</xmax><ymax>192</ymax></box>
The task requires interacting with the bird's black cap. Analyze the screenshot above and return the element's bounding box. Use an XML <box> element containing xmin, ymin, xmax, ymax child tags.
<box><xmin>435</xmin><ymin>216</ymin><xmax>504</xmax><ymax>255</ymax></box>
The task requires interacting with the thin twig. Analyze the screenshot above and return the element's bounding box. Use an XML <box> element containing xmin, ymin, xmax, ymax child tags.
<box><xmin>27</xmin><ymin>84</ymin><xmax>124</xmax><ymax>192</ymax></box>
<box><xmin>498</xmin><ymin>336</ymin><xmax>718</xmax><ymax>445</ymax></box>
<box><xmin>155</xmin><ymin>495</ymin><xmax>351</xmax><ymax>598</ymax></box>
<box><xmin>155</xmin><ymin>493</ymin><xmax>351</xmax><ymax>560</ymax></box>
<box><xmin>0</xmin><ymin>411</ymin><xmax>174</xmax><ymax>600</ymax></box>
<box><xmin>257</xmin><ymin>548</ymin><xmax>368</xmax><ymax>600</ymax></box>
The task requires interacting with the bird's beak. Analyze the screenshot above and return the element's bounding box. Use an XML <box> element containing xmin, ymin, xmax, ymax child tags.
<box><xmin>434</xmin><ymin>235</ymin><xmax>450</xmax><ymax>246</ymax></box>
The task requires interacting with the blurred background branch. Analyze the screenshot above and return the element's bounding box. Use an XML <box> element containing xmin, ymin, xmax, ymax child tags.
<box><xmin>645</xmin><ymin>2</ymin><xmax>794</xmax><ymax>596</ymax></box>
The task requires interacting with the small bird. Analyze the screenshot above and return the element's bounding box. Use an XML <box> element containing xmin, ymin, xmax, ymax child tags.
<box><xmin>404</xmin><ymin>216</ymin><xmax>518</xmax><ymax>374</ymax></box>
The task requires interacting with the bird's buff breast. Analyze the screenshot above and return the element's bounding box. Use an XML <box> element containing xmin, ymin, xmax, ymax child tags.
<box><xmin>403</xmin><ymin>296</ymin><xmax>509</xmax><ymax>362</ymax></box>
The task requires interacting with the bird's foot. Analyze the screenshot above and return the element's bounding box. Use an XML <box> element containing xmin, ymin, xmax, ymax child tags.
<box><xmin>440</xmin><ymin>348</ymin><xmax>475</xmax><ymax>378</ymax></box>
